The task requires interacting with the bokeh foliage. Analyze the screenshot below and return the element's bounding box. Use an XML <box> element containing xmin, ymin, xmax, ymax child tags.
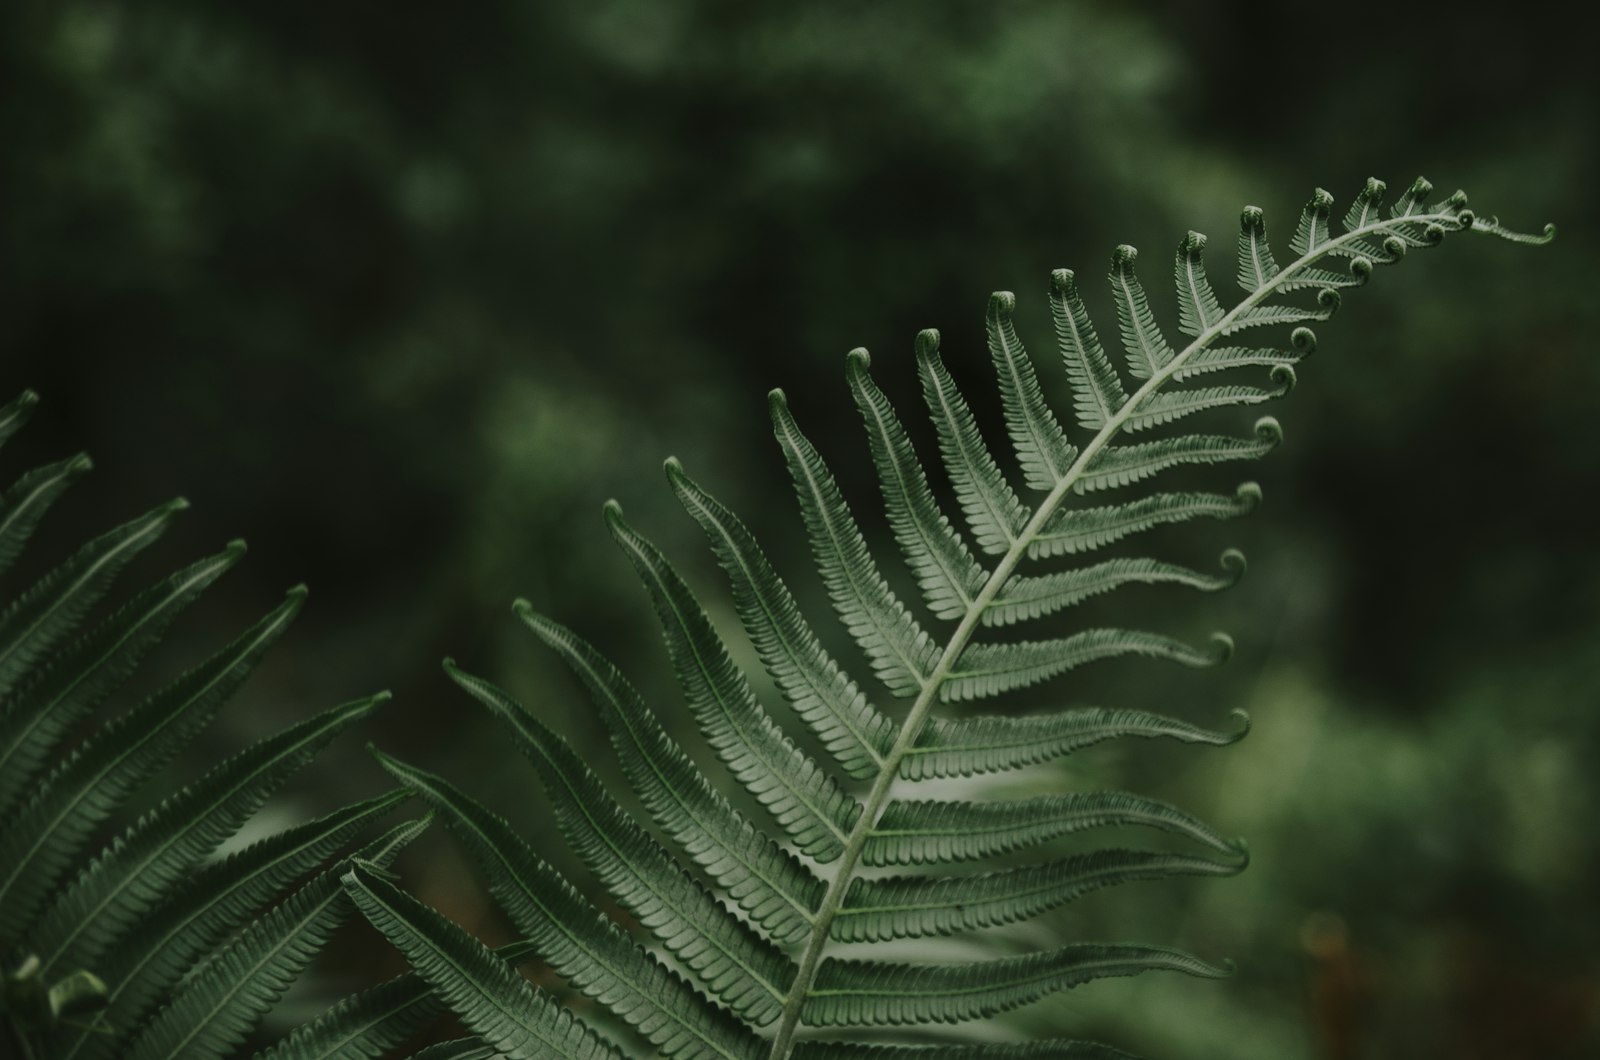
<box><xmin>2</xmin><ymin>1</ymin><xmax>1595</xmax><ymax>1056</ymax></box>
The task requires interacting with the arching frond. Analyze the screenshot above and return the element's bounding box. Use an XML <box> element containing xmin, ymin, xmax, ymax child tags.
<box><xmin>354</xmin><ymin>177</ymin><xmax>1549</xmax><ymax>1059</ymax></box>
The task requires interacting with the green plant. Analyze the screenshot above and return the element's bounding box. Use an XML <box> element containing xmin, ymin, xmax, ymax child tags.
<box><xmin>336</xmin><ymin>176</ymin><xmax>1552</xmax><ymax>1058</ymax></box>
<box><xmin>0</xmin><ymin>391</ymin><xmax>425</xmax><ymax>1059</ymax></box>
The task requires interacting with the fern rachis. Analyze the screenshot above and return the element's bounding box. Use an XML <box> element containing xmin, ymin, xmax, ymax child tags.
<box><xmin>350</xmin><ymin>177</ymin><xmax>1552</xmax><ymax>1058</ymax></box>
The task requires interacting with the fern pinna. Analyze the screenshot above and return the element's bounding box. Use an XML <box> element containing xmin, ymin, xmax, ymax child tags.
<box><xmin>344</xmin><ymin>177</ymin><xmax>1552</xmax><ymax>1058</ymax></box>
<box><xmin>0</xmin><ymin>392</ymin><xmax>427</xmax><ymax>1060</ymax></box>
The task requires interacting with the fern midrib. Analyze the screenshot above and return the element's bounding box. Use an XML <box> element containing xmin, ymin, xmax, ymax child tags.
<box><xmin>764</xmin><ymin>211</ymin><xmax>1461</xmax><ymax>1058</ymax></box>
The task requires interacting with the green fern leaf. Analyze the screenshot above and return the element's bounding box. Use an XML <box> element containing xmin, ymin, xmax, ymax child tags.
<box><xmin>342</xmin><ymin>864</ymin><xmax>624</xmax><ymax>1060</ymax></box>
<box><xmin>945</xmin><ymin>629</ymin><xmax>1230</xmax><ymax>702</ymax></box>
<box><xmin>409</xmin><ymin>1040</ymin><xmax>503</xmax><ymax>1060</ymax></box>
<box><xmin>28</xmin><ymin>692</ymin><xmax>390</xmax><ymax>978</ymax></box>
<box><xmin>915</xmin><ymin>330</ymin><xmax>1029</xmax><ymax>555</ymax></box>
<box><xmin>0</xmin><ymin>453</ymin><xmax>93</xmax><ymax>577</ymax></box>
<box><xmin>1028</xmin><ymin>483</ymin><xmax>1261</xmax><ymax>559</ymax></box>
<box><xmin>803</xmin><ymin>945</ymin><xmax>1231</xmax><ymax>1027</ymax></box>
<box><xmin>1048</xmin><ymin>269</ymin><xmax>1127</xmax><ymax>432</ymax></box>
<box><xmin>844</xmin><ymin>351</ymin><xmax>987</xmax><ymax>623</ymax></box>
<box><xmin>900</xmin><ymin>707</ymin><xmax>1248</xmax><ymax>781</ymax></box>
<box><xmin>359</xmin><ymin>176</ymin><xmax>1548</xmax><ymax>1057</ymax></box>
<box><xmin>770</xmin><ymin>391</ymin><xmax>939</xmax><ymax>695</ymax></box>
<box><xmin>425</xmin><ymin>671</ymin><xmax>795</xmax><ymax>1024</ymax></box>
<box><xmin>832</xmin><ymin>848</ymin><xmax>1245</xmax><ymax>942</ymax></box>
<box><xmin>862</xmin><ymin>790</ymin><xmax>1244</xmax><ymax>867</ymax></box>
<box><xmin>123</xmin><ymin>818</ymin><xmax>426</xmax><ymax>1060</ymax></box>
<box><xmin>516</xmin><ymin>605</ymin><xmax>823</xmax><ymax>944</ymax></box>
<box><xmin>984</xmin><ymin>292</ymin><xmax>1078</xmax><ymax>490</ymax></box>
<box><xmin>52</xmin><ymin>791</ymin><xmax>409</xmax><ymax>1060</ymax></box>
<box><xmin>668</xmin><ymin>455</ymin><xmax>899</xmax><ymax>776</ymax></box>
<box><xmin>0</xmin><ymin>539</ymin><xmax>246</xmax><ymax>816</ymax></box>
<box><xmin>1108</xmin><ymin>245</ymin><xmax>1173</xmax><ymax>379</ymax></box>
<box><xmin>0</xmin><ymin>586</ymin><xmax>306</xmax><ymax>936</ymax></box>
<box><xmin>364</xmin><ymin>752</ymin><xmax>764</xmax><ymax>1060</ymax></box>
<box><xmin>607</xmin><ymin>500</ymin><xmax>863</xmax><ymax>859</ymax></box>
<box><xmin>0</xmin><ymin>496</ymin><xmax>186</xmax><ymax>703</ymax></box>
<box><xmin>1173</xmin><ymin>232</ymin><xmax>1226</xmax><ymax>337</ymax></box>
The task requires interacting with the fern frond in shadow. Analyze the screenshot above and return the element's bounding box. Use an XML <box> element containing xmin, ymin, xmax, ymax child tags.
<box><xmin>0</xmin><ymin>392</ymin><xmax>424</xmax><ymax>1059</ymax></box>
<box><xmin>355</xmin><ymin>180</ymin><xmax>1552</xmax><ymax>1058</ymax></box>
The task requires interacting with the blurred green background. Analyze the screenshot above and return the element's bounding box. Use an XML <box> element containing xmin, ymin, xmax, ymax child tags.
<box><xmin>2</xmin><ymin>1</ymin><xmax>1595</xmax><ymax>1057</ymax></box>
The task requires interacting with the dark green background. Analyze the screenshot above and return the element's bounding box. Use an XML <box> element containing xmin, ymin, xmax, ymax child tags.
<box><xmin>3</xmin><ymin>2</ymin><xmax>1595</xmax><ymax>1057</ymax></box>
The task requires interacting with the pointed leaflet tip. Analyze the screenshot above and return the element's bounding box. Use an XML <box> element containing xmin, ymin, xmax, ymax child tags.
<box><xmin>67</xmin><ymin>452</ymin><xmax>93</xmax><ymax>474</ymax></box>
<box><xmin>286</xmin><ymin>583</ymin><xmax>310</xmax><ymax>602</ymax></box>
<box><xmin>18</xmin><ymin>389</ymin><xmax>41</xmax><ymax>408</ymax></box>
<box><xmin>223</xmin><ymin>538</ymin><xmax>248</xmax><ymax>557</ymax></box>
<box><xmin>160</xmin><ymin>496</ymin><xmax>192</xmax><ymax>514</ymax></box>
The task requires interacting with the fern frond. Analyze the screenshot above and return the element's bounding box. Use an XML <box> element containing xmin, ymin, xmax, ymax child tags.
<box><xmin>428</xmin><ymin>671</ymin><xmax>796</xmax><ymax>1025</ymax></box>
<box><xmin>844</xmin><ymin>352</ymin><xmax>987</xmax><ymax>623</ymax></box>
<box><xmin>985</xmin><ymin>551</ymin><xmax>1244</xmax><ymax>628</ymax></box>
<box><xmin>984</xmin><ymin>292</ymin><xmax>1078</xmax><ymax>490</ymax></box>
<box><xmin>30</xmin><ymin>692</ymin><xmax>390</xmax><ymax>978</ymax></box>
<box><xmin>342</xmin><ymin>864</ymin><xmax>625</xmax><ymax>1060</ymax></box>
<box><xmin>122</xmin><ymin>817</ymin><xmax>426</xmax><ymax>1060</ymax></box>
<box><xmin>862</xmin><ymin>790</ymin><xmax>1244</xmax><ymax>867</ymax></box>
<box><xmin>0</xmin><ymin>453</ymin><xmax>93</xmax><ymax>577</ymax></box>
<box><xmin>607</xmin><ymin>500</ymin><xmax>863</xmax><ymax>859</ymax></box>
<box><xmin>900</xmin><ymin>707</ymin><xmax>1249</xmax><ymax>781</ymax></box>
<box><xmin>0</xmin><ymin>586</ymin><xmax>306</xmax><ymax>936</ymax></box>
<box><xmin>944</xmin><ymin>629</ymin><xmax>1231</xmax><ymax>703</ymax></box>
<box><xmin>771</xmin><ymin>391</ymin><xmax>939</xmax><ymax>695</ymax></box>
<box><xmin>515</xmin><ymin>605</ymin><xmax>823</xmax><ymax>944</ymax></box>
<box><xmin>362</xmin><ymin>752</ymin><xmax>764</xmax><ymax>1060</ymax></box>
<box><xmin>668</xmin><ymin>456</ymin><xmax>898</xmax><ymax>777</ymax></box>
<box><xmin>803</xmin><ymin>945</ymin><xmax>1231</xmax><ymax>1027</ymax></box>
<box><xmin>832</xmin><ymin>848</ymin><xmax>1244</xmax><ymax>942</ymax></box>
<box><xmin>1108</xmin><ymin>246</ymin><xmax>1173</xmax><ymax>379</ymax></box>
<box><xmin>369</xmin><ymin>176</ymin><xmax>1549</xmax><ymax>1057</ymax></box>
<box><xmin>0</xmin><ymin>496</ymin><xmax>186</xmax><ymax>703</ymax></box>
<box><xmin>1028</xmin><ymin>483</ymin><xmax>1261</xmax><ymax>559</ymax></box>
<box><xmin>55</xmin><ymin>791</ymin><xmax>409</xmax><ymax>1060</ymax></box>
<box><xmin>1074</xmin><ymin>418</ymin><xmax>1281</xmax><ymax>493</ymax></box>
<box><xmin>915</xmin><ymin>331</ymin><xmax>1028</xmax><ymax>555</ymax></box>
<box><xmin>258</xmin><ymin>941</ymin><xmax>538</xmax><ymax>1060</ymax></box>
<box><xmin>410</xmin><ymin>1039</ymin><xmax>503</xmax><ymax>1060</ymax></box>
<box><xmin>0</xmin><ymin>539</ymin><xmax>246</xmax><ymax>817</ymax></box>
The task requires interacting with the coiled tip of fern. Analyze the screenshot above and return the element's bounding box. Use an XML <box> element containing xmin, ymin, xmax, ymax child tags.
<box><xmin>1219</xmin><ymin>548</ymin><xmax>1247</xmax><ymax>584</ymax></box>
<box><xmin>1111</xmin><ymin>244</ymin><xmax>1138</xmax><ymax>268</ymax></box>
<box><xmin>511</xmin><ymin>596</ymin><xmax>534</xmax><ymax>616</ymax></box>
<box><xmin>1454</xmin><ymin>208</ymin><xmax>1475</xmax><ymax>228</ymax></box>
<box><xmin>845</xmin><ymin>347</ymin><xmax>871</xmax><ymax>371</ymax></box>
<box><xmin>1308</xmin><ymin>187</ymin><xmax>1334</xmax><ymax>212</ymax></box>
<box><xmin>1207</xmin><ymin>632</ymin><xmax>1235</xmax><ymax>664</ymax></box>
<box><xmin>1226</xmin><ymin>708</ymin><xmax>1252</xmax><ymax>742</ymax></box>
<box><xmin>1234</xmin><ymin>481</ymin><xmax>1263</xmax><ymax>512</ymax></box>
<box><xmin>988</xmin><ymin>291</ymin><xmax>1016</xmax><ymax>315</ymax></box>
<box><xmin>161</xmin><ymin>495</ymin><xmax>191</xmax><ymax>514</ymax></box>
<box><xmin>17</xmin><ymin>388</ymin><xmax>40</xmax><ymax>408</ymax></box>
<box><xmin>1227</xmin><ymin>836</ymin><xmax>1251</xmax><ymax>866</ymax></box>
<box><xmin>1407</xmin><ymin>176</ymin><xmax>1433</xmax><ymax>201</ymax></box>
<box><xmin>1181</xmin><ymin>230</ymin><xmax>1207</xmax><ymax>255</ymax></box>
<box><xmin>1269</xmin><ymin>363</ymin><xmax>1297</xmax><ymax>394</ymax></box>
<box><xmin>662</xmin><ymin>454</ymin><xmax>686</xmax><ymax>480</ymax></box>
<box><xmin>1253</xmin><ymin>416</ymin><xmax>1283</xmax><ymax>446</ymax></box>
<box><xmin>1422</xmin><ymin>223</ymin><xmax>1446</xmax><ymax>245</ymax></box>
<box><xmin>601</xmin><ymin>498</ymin><xmax>626</xmax><ymax>527</ymax></box>
<box><xmin>1290</xmin><ymin>327</ymin><xmax>1317</xmax><ymax>353</ymax></box>
<box><xmin>1349</xmin><ymin>256</ymin><xmax>1373</xmax><ymax>283</ymax></box>
<box><xmin>1239</xmin><ymin>205</ymin><xmax>1265</xmax><ymax>230</ymax></box>
<box><xmin>1049</xmin><ymin>267</ymin><xmax>1076</xmax><ymax>294</ymax></box>
<box><xmin>767</xmin><ymin>388</ymin><xmax>789</xmax><ymax>413</ymax></box>
<box><xmin>1315</xmin><ymin>287</ymin><xmax>1341</xmax><ymax>313</ymax></box>
<box><xmin>914</xmin><ymin>328</ymin><xmax>941</xmax><ymax>359</ymax></box>
<box><xmin>1383</xmin><ymin>235</ymin><xmax>1407</xmax><ymax>258</ymax></box>
<box><xmin>67</xmin><ymin>452</ymin><xmax>93</xmax><ymax>473</ymax></box>
<box><xmin>222</xmin><ymin>538</ymin><xmax>248</xmax><ymax>558</ymax></box>
<box><xmin>286</xmin><ymin>583</ymin><xmax>309</xmax><ymax>602</ymax></box>
<box><xmin>1361</xmin><ymin>176</ymin><xmax>1387</xmax><ymax>200</ymax></box>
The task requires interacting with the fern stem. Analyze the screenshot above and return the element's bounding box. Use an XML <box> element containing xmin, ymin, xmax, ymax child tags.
<box><xmin>765</xmin><ymin>211</ymin><xmax>1466</xmax><ymax>1057</ymax></box>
